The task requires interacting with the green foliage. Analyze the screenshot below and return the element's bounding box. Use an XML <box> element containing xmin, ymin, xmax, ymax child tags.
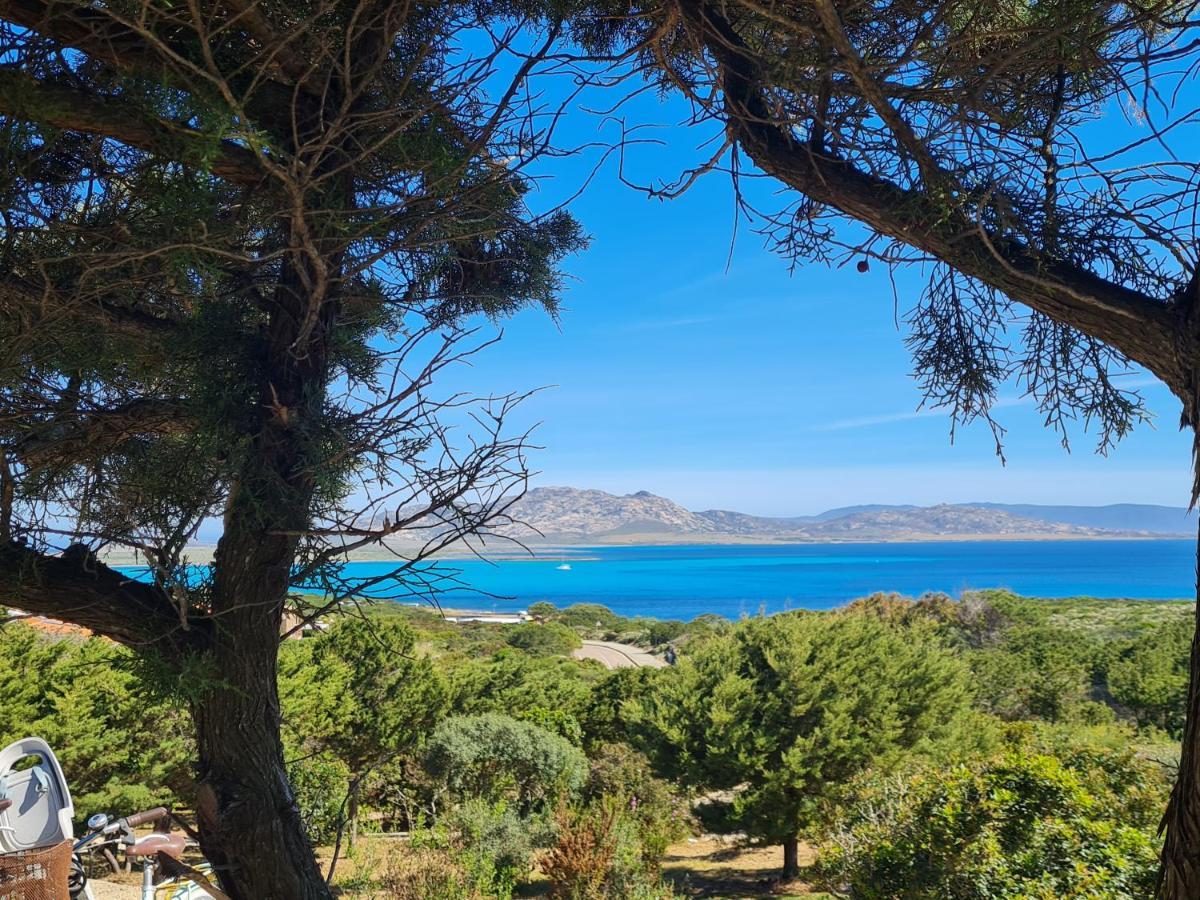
<box><xmin>629</xmin><ymin>611</ymin><xmax>978</xmax><ymax>852</ymax></box>
<box><xmin>542</xmin><ymin>798</ymin><xmax>679</xmax><ymax>900</ymax></box>
<box><xmin>580</xmin><ymin>668</ymin><xmax>660</xmax><ymax>750</ymax></box>
<box><xmin>288</xmin><ymin>754</ymin><xmax>351</xmax><ymax>845</ymax></box>
<box><xmin>643</xmin><ymin>620</ymin><xmax>686</xmax><ymax>647</ymax></box>
<box><xmin>1108</xmin><ymin>617</ymin><xmax>1191</xmax><ymax>736</ymax></box>
<box><xmin>581</xmin><ymin>744</ymin><xmax>692</xmax><ymax>867</ymax></box>
<box><xmin>281</xmin><ymin>617</ymin><xmax>448</xmax><ymax>773</ymax></box>
<box><xmin>0</xmin><ymin>624</ymin><xmax>193</xmax><ymax>817</ymax></box>
<box><xmin>548</xmin><ymin>604</ymin><xmax>624</xmax><ymax>631</ymax></box>
<box><xmin>446</xmin><ymin>650</ymin><xmax>600</xmax><ymax>725</ymax></box>
<box><xmin>424</xmin><ymin>713</ymin><xmax>588</xmax><ymax>814</ymax></box>
<box><xmin>506</xmin><ymin>622</ymin><xmax>582</xmax><ymax>657</ymax></box>
<box><xmin>434</xmin><ymin>799</ymin><xmax>537</xmax><ymax>897</ymax></box>
<box><xmin>816</xmin><ymin>730</ymin><xmax>1168</xmax><ymax>898</ymax></box>
<box><xmin>968</xmin><ymin>623</ymin><xmax>1097</xmax><ymax>722</ymax></box>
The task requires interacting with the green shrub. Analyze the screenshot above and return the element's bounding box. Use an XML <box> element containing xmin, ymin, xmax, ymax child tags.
<box><xmin>424</xmin><ymin>713</ymin><xmax>587</xmax><ymax>813</ymax></box>
<box><xmin>506</xmin><ymin>622</ymin><xmax>582</xmax><ymax>657</ymax></box>
<box><xmin>1108</xmin><ymin>617</ymin><xmax>1191</xmax><ymax>736</ymax></box>
<box><xmin>287</xmin><ymin>754</ymin><xmax>349</xmax><ymax>845</ymax></box>
<box><xmin>583</xmin><ymin>743</ymin><xmax>692</xmax><ymax>867</ymax></box>
<box><xmin>542</xmin><ymin>799</ymin><xmax>678</xmax><ymax>900</ymax></box>
<box><xmin>815</xmin><ymin>735</ymin><xmax>1166</xmax><ymax>898</ymax></box>
<box><xmin>643</xmin><ymin>620</ymin><xmax>686</xmax><ymax>646</ymax></box>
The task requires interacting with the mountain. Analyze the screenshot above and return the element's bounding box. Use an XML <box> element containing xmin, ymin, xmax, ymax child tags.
<box><xmin>974</xmin><ymin>503</ymin><xmax>1196</xmax><ymax>534</ymax></box>
<box><xmin>497</xmin><ymin>487</ymin><xmax>1193</xmax><ymax>544</ymax></box>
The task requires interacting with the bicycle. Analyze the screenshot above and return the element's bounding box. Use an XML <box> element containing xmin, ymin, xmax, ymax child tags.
<box><xmin>71</xmin><ymin>808</ymin><xmax>229</xmax><ymax>900</ymax></box>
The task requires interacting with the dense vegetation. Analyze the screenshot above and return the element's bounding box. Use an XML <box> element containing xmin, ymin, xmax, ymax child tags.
<box><xmin>0</xmin><ymin>589</ymin><xmax>1185</xmax><ymax>897</ymax></box>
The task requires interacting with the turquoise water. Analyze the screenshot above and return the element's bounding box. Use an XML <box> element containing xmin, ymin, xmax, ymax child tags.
<box><xmin>314</xmin><ymin>540</ymin><xmax>1197</xmax><ymax>620</ymax></box>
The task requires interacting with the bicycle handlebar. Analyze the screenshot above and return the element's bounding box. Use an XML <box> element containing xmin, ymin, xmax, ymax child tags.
<box><xmin>123</xmin><ymin>807</ymin><xmax>168</xmax><ymax>828</ymax></box>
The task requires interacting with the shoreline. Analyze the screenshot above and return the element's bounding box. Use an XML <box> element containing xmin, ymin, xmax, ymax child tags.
<box><xmin>99</xmin><ymin>531</ymin><xmax>1195</xmax><ymax>566</ymax></box>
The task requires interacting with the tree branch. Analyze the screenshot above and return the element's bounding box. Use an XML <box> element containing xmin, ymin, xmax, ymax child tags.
<box><xmin>0</xmin><ymin>541</ymin><xmax>206</xmax><ymax>649</ymax></box>
<box><xmin>678</xmin><ymin>0</ymin><xmax>1185</xmax><ymax>392</ymax></box>
<box><xmin>0</xmin><ymin>275</ymin><xmax>183</xmax><ymax>338</ymax></box>
<box><xmin>12</xmin><ymin>398</ymin><xmax>193</xmax><ymax>471</ymax></box>
<box><xmin>0</xmin><ymin>70</ymin><xmax>266</xmax><ymax>186</ymax></box>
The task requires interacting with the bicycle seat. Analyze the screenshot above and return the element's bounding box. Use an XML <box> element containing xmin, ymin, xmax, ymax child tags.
<box><xmin>127</xmin><ymin>832</ymin><xmax>186</xmax><ymax>860</ymax></box>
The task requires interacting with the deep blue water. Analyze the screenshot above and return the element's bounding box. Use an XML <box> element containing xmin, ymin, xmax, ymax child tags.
<box><xmin>308</xmin><ymin>540</ymin><xmax>1197</xmax><ymax>620</ymax></box>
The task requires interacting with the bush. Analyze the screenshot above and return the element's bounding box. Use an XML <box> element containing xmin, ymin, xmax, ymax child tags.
<box><xmin>643</xmin><ymin>620</ymin><xmax>686</xmax><ymax>647</ymax></box>
<box><xmin>583</xmin><ymin>744</ymin><xmax>691</xmax><ymax>867</ymax></box>
<box><xmin>424</xmin><ymin>713</ymin><xmax>588</xmax><ymax>813</ymax></box>
<box><xmin>380</xmin><ymin>846</ymin><xmax>488</xmax><ymax>900</ymax></box>
<box><xmin>442</xmin><ymin>799</ymin><xmax>537</xmax><ymax>896</ymax></box>
<box><xmin>815</xmin><ymin>735</ymin><xmax>1166</xmax><ymax>898</ymax></box>
<box><xmin>1108</xmin><ymin>617</ymin><xmax>1190</xmax><ymax>736</ymax></box>
<box><xmin>542</xmin><ymin>800</ymin><xmax>678</xmax><ymax>900</ymax></box>
<box><xmin>287</xmin><ymin>754</ymin><xmax>349</xmax><ymax>845</ymax></box>
<box><xmin>506</xmin><ymin>622</ymin><xmax>582</xmax><ymax>657</ymax></box>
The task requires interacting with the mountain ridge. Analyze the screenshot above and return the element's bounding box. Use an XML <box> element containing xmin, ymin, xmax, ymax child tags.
<box><xmin>505</xmin><ymin>487</ymin><xmax>1195</xmax><ymax>543</ymax></box>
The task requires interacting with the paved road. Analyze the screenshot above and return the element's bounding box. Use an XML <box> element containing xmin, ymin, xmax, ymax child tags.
<box><xmin>573</xmin><ymin>640</ymin><xmax>667</xmax><ymax>669</ymax></box>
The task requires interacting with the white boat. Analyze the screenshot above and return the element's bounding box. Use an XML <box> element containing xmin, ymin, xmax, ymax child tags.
<box><xmin>556</xmin><ymin>563</ymin><xmax>572</xmax><ymax>571</ymax></box>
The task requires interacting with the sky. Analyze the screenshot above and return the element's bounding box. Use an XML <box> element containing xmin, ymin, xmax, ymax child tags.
<box><xmin>431</xmin><ymin>76</ymin><xmax>1195</xmax><ymax>518</ymax></box>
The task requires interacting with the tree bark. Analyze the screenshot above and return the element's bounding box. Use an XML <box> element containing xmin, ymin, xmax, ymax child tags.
<box><xmin>188</xmin><ymin>188</ymin><xmax>342</xmax><ymax>896</ymax></box>
<box><xmin>1158</xmin><ymin>517</ymin><xmax>1200</xmax><ymax>899</ymax></box>
<box><xmin>348</xmin><ymin>775</ymin><xmax>361</xmax><ymax>849</ymax></box>
<box><xmin>782</xmin><ymin>835</ymin><xmax>800</xmax><ymax>880</ymax></box>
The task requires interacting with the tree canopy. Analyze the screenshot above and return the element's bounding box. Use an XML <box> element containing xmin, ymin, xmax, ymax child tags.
<box><xmin>629</xmin><ymin>610</ymin><xmax>978</xmax><ymax>876</ymax></box>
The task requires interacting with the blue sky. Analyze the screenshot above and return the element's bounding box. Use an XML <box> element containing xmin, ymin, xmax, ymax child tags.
<box><xmin>434</xmin><ymin>87</ymin><xmax>1193</xmax><ymax>517</ymax></box>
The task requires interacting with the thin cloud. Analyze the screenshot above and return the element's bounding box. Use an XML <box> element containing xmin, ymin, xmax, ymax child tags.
<box><xmin>813</xmin><ymin>396</ymin><xmax>1035</xmax><ymax>432</ymax></box>
<box><xmin>620</xmin><ymin>314</ymin><xmax>728</xmax><ymax>332</ymax></box>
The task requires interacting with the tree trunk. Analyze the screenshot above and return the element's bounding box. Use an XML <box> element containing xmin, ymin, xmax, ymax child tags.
<box><xmin>187</xmin><ymin>224</ymin><xmax>341</xmax><ymax>896</ymax></box>
<box><xmin>192</xmin><ymin>602</ymin><xmax>330</xmax><ymax>900</ymax></box>
<box><xmin>782</xmin><ymin>835</ymin><xmax>800</xmax><ymax>880</ymax></box>
<box><xmin>1158</xmin><ymin>519</ymin><xmax>1200</xmax><ymax>898</ymax></box>
<box><xmin>348</xmin><ymin>775</ymin><xmax>361</xmax><ymax>849</ymax></box>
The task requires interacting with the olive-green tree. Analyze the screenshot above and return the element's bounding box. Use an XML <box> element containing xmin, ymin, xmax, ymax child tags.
<box><xmin>577</xmin><ymin>4</ymin><xmax>1200</xmax><ymax>891</ymax></box>
<box><xmin>280</xmin><ymin>617</ymin><xmax>447</xmax><ymax>846</ymax></box>
<box><xmin>0</xmin><ymin>3</ymin><xmax>585</xmax><ymax>895</ymax></box>
<box><xmin>1109</xmin><ymin>619</ymin><xmax>1192</xmax><ymax>737</ymax></box>
<box><xmin>630</xmin><ymin>611</ymin><xmax>976</xmax><ymax>878</ymax></box>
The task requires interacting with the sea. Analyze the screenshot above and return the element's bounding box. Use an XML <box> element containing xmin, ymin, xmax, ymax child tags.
<box><xmin>304</xmin><ymin>539</ymin><xmax>1198</xmax><ymax>621</ymax></box>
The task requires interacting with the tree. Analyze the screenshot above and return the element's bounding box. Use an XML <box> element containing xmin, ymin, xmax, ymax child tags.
<box><xmin>0</xmin><ymin>4</ymin><xmax>585</xmax><ymax>896</ymax></box>
<box><xmin>629</xmin><ymin>611</ymin><xmax>976</xmax><ymax>878</ymax></box>
<box><xmin>280</xmin><ymin>617</ymin><xmax>447</xmax><ymax>846</ymax></box>
<box><xmin>1109</xmin><ymin>618</ymin><xmax>1192</xmax><ymax>736</ymax></box>
<box><xmin>577</xmin><ymin>3</ymin><xmax>1200</xmax><ymax>891</ymax></box>
<box><xmin>424</xmin><ymin>713</ymin><xmax>588</xmax><ymax>815</ymax></box>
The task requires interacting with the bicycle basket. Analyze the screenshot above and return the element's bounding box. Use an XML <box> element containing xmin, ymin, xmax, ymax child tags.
<box><xmin>0</xmin><ymin>840</ymin><xmax>72</xmax><ymax>900</ymax></box>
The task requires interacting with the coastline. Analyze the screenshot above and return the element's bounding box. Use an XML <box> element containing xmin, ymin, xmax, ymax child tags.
<box><xmin>99</xmin><ymin>530</ymin><xmax>1194</xmax><ymax>567</ymax></box>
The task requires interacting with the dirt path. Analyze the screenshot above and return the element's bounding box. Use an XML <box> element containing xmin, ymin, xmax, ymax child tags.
<box><xmin>662</xmin><ymin>837</ymin><xmax>828</xmax><ymax>898</ymax></box>
<box><xmin>572</xmin><ymin>640</ymin><xmax>667</xmax><ymax>669</ymax></box>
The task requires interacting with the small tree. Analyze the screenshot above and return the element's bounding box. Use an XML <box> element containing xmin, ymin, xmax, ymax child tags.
<box><xmin>1109</xmin><ymin>619</ymin><xmax>1192</xmax><ymax>736</ymax></box>
<box><xmin>281</xmin><ymin>617</ymin><xmax>447</xmax><ymax>845</ymax></box>
<box><xmin>424</xmin><ymin>713</ymin><xmax>587</xmax><ymax>815</ymax></box>
<box><xmin>631</xmin><ymin>611</ymin><xmax>975</xmax><ymax>878</ymax></box>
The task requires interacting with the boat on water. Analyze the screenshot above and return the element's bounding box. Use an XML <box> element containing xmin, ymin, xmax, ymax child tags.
<box><xmin>556</xmin><ymin>563</ymin><xmax>572</xmax><ymax>571</ymax></box>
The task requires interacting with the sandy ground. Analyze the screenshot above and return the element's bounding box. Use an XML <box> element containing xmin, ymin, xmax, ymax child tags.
<box><xmin>662</xmin><ymin>837</ymin><xmax>828</xmax><ymax>899</ymax></box>
<box><xmin>86</xmin><ymin>880</ymin><xmax>141</xmax><ymax>899</ymax></box>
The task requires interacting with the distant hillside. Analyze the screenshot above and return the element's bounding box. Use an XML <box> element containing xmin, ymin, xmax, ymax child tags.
<box><xmin>975</xmin><ymin>503</ymin><xmax>1196</xmax><ymax>534</ymax></box>
<box><xmin>492</xmin><ymin>487</ymin><xmax>1190</xmax><ymax>544</ymax></box>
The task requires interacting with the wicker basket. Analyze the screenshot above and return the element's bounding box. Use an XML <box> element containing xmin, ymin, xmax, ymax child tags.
<box><xmin>0</xmin><ymin>841</ymin><xmax>72</xmax><ymax>900</ymax></box>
